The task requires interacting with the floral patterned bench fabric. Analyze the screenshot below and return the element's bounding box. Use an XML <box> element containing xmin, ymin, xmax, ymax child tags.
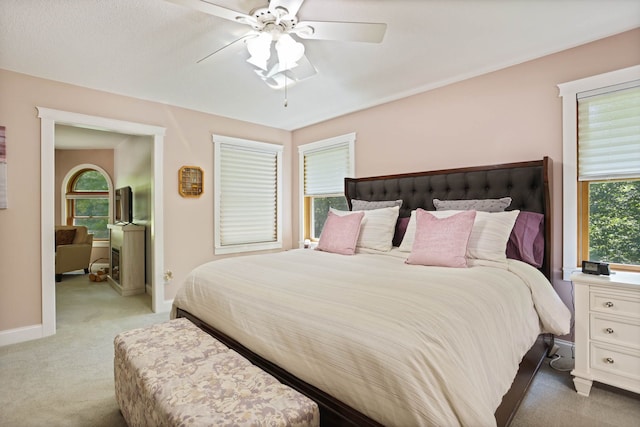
<box><xmin>114</xmin><ymin>318</ymin><xmax>319</xmax><ymax>427</ymax></box>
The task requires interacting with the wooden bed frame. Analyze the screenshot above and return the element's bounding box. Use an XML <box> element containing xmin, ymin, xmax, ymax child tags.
<box><xmin>177</xmin><ymin>157</ymin><xmax>554</xmax><ymax>427</ymax></box>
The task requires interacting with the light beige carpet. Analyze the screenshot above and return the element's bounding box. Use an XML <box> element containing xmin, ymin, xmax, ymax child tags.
<box><xmin>1</xmin><ymin>272</ymin><xmax>638</xmax><ymax>427</ymax></box>
<box><xmin>0</xmin><ymin>272</ymin><xmax>167</xmax><ymax>427</ymax></box>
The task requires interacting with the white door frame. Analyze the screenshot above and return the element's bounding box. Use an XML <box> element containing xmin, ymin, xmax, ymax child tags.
<box><xmin>38</xmin><ymin>107</ymin><xmax>168</xmax><ymax>337</ymax></box>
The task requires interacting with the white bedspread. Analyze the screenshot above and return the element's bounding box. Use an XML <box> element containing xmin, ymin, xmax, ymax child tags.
<box><xmin>172</xmin><ymin>249</ymin><xmax>570</xmax><ymax>427</ymax></box>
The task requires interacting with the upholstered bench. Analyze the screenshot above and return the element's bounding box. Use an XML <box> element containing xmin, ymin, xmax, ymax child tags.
<box><xmin>114</xmin><ymin>318</ymin><xmax>319</xmax><ymax>427</ymax></box>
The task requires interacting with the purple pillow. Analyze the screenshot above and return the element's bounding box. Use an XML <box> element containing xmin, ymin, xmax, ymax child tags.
<box><xmin>506</xmin><ymin>211</ymin><xmax>544</xmax><ymax>267</ymax></box>
<box><xmin>316</xmin><ymin>210</ymin><xmax>365</xmax><ymax>255</ymax></box>
<box><xmin>392</xmin><ymin>216</ymin><xmax>410</xmax><ymax>247</ymax></box>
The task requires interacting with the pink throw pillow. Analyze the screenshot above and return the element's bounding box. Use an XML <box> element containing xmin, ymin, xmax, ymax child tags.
<box><xmin>406</xmin><ymin>209</ymin><xmax>476</xmax><ymax>267</ymax></box>
<box><xmin>316</xmin><ymin>210</ymin><xmax>365</xmax><ymax>255</ymax></box>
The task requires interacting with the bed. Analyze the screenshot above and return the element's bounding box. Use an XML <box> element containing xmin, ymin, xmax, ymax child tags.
<box><xmin>172</xmin><ymin>157</ymin><xmax>571</xmax><ymax>427</ymax></box>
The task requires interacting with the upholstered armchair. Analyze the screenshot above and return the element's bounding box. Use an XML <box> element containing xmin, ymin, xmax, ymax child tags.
<box><xmin>55</xmin><ymin>225</ymin><xmax>94</xmax><ymax>282</ymax></box>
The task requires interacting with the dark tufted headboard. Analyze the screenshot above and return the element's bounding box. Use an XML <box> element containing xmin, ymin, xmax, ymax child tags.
<box><xmin>345</xmin><ymin>157</ymin><xmax>552</xmax><ymax>279</ymax></box>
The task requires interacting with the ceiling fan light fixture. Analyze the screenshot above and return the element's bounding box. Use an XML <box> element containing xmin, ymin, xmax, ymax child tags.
<box><xmin>275</xmin><ymin>33</ymin><xmax>305</xmax><ymax>71</ymax></box>
<box><xmin>246</xmin><ymin>32</ymin><xmax>272</xmax><ymax>70</ymax></box>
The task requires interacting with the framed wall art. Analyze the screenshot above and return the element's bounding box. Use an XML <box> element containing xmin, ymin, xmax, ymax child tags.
<box><xmin>178</xmin><ymin>166</ymin><xmax>203</xmax><ymax>198</ymax></box>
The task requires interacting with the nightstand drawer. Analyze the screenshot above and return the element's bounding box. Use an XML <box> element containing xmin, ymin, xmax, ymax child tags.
<box><xmin>591</xmin><ymin>314</ymin><xmax>640</xmax><ymax>350</ymax></box>
<box><xmin>590</xmin><ymin>290</ymin><xmax>640</xmax><ymax>319</ymax></box>
<box><xmin>590</xmin><ymin>343</ymin><xmax>640</xmax><ymax>381</ymax></box>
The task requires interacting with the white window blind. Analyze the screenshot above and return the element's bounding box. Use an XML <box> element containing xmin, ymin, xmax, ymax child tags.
<box><xmin>302</xmin><ymin>134</ymin><xmax>354</xmax><ymax>196</ymax></box>
<box><xmin>214</xmin><ymin>135</ymin><xmax>282</xmax><ymax>254</ymax></box>
<box><xmin>578</xmin><ymin>83</ymin><xmax>640</xmax><ymax>181</ymax></box>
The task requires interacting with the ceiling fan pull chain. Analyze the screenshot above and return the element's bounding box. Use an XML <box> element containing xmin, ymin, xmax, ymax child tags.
<box><xmin>284</xmin><ymin>72</ymin><xmax>288</xmax><ymax>107</ymax></box>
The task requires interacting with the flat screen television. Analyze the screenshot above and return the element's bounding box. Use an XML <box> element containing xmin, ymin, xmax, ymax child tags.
<box><xmin>114</xmin><ymin>186</ymin><xmax>133</xmax><ymax>224</ymax></box>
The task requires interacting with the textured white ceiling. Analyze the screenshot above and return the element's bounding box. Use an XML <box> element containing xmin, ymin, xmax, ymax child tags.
<box><xmin>1</xmin><ymin>0</ymin><xmax>639</xmax><ymax>131</ymax></box>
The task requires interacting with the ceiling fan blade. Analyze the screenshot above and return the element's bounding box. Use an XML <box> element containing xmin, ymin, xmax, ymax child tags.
<box><xmin>295</xmin><ymin>21</ymin><xmax>387</xmax><ymax>43</ymax></box>
<box><xmin>288</xmin><ymin>54</ymin><xmax>317</xmax><ymax>81</ymax></box>
<box><xmin>165</xmin><ymin>0</ymin><xmax>254</xmax><ymax>25</ymax></box>
<box><xmin>197</xmin><ymin>33</ymin><xmax>255</xmax><ymax>64</ymax></box>
<box><xmin>268</xmin><ymin>0</ymin><xmax>305</xmax><ymax>17</ymax></box>
<box><xmin>260</xmin><ymin>72</ymin><xmax>291</xmax><ymax>90</ymax></box>
<box><xmin>263</xmin><ymin>55</ymin><xmax>316</xmax><ymax>79</ymax></box>
<box><xmin>255</xmin><ymin>53</ymin><xmax>316</xmax><ymax>89</ymax></box>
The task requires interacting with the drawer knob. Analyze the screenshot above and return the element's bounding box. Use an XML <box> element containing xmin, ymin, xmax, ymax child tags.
<box><xmin>605</xmin><ymin>328</ymin><xmax>614</xmax><ymax>334</ymax></box>
<box><xmin>604</xmin><ymin>301</ymin><xmax>614</xmax><ymax>308</ymax></box>
<box><xmin>605</xmin><ymin>357</ymin><xmax>615</xmax><ymax>364</ymax></box>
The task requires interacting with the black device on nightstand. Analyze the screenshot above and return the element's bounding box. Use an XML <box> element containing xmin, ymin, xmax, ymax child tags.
<box><xmin>581</xmin><ymin>260</ymin><xmax>610</xmax><ymax>275</ymax></box>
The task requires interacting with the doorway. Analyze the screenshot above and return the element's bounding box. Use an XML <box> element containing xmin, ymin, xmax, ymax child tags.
<box><xmin>38</xmin><ymin>107</ymin><xmax>169</xmax><ymax>338</ymax></box>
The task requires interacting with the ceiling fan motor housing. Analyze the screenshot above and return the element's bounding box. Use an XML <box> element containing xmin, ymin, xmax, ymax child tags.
<box><xmin>250</xmin><ymin>6</ymin><xmax>298</xmax><ymax>35</ymax></box>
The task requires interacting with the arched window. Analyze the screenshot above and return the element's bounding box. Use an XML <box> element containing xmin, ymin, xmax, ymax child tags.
<box><xmin>66</xmin><ymin>168</ymin><xmax>110</xmax><ymax>240</ymax></box>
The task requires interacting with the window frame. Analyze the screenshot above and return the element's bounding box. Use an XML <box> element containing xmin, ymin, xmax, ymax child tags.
<box><xmin>558</xmin><ymin>65</ymin><xmax>640</xmax><ymax>280</ymax></box>
<box><xmin>61</xmin><ymin>164</ymin><xmax>113</xmax><ymax>244</ymax></box>
<box><xmin>213</xmin><ymin>134</ymin><xmax>283</xmax><ymax>255</ymax></box>
<box><xmin>298</xmin><ymin>133</ymin><xmax>355</xmax><ymax>246</ymax></box>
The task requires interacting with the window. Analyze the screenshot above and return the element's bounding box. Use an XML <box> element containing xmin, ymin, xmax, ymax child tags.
<box><xmin>580</xmin><ymin>180</ymin><xmax>640</xmax><ymax>266</ymax></box>
<box><xmin>299</xmin><ymin>133</ymin><xmax>355</xmax><ymax>243</ymax></box>
<box><xmin>577</xmin><ymin>85</ymin><xmax>640</xmax><ymax>269</ymax></box>
<box><xmin>66</xmin><ymin>168</ymin><xmax>110</xmax><ymax>240</ymax></box>
<box><xmin>213</xmin><ymin>135</ymin><xmax>283</xmax><ymax>254</ymax></box>
<box><xmin>559</xmin><ymin>65</ymin><xmax>640</xmax><ymax>278</ymax></box>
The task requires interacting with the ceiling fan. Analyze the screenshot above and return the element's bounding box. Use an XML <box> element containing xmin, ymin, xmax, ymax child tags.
<box><xmin>166</xmin><ymin>0</ymin><xmax>387</xmax><ymax>89</ymax></box>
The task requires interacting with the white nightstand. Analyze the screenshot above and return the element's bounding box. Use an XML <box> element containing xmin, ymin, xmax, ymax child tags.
<box><xmin>571</xmin><ymin>271</ymin><xmax>640</xmax><ymax>396</ymax></box>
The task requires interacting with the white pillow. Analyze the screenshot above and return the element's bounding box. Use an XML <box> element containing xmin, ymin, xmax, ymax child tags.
<box><xmin>398</xmin><ymin>210</ymin><xmax>418</xmax><ymax>252</ymax></box>
<box><xmin>399</xmin><ymin>209</ymin><xmax>520</xmax><ymax>264</ymax></box>
<box><xmin>331</xmin><ymin>206</ymin><xmax>400</xmax><ymax>252</ymax></box>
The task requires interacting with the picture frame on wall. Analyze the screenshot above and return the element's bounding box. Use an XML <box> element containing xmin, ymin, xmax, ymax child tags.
<box><xmin>178</xmin><ymin>166</ymin><xmax>203</xmax><ymax>198</ymax></box>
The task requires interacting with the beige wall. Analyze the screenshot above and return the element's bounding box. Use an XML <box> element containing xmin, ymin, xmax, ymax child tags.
<box><xmin>292</xmin><ymin>28</ymin><xmax>640</xmax><ymax>339</ymax></box>
<box><xmin>0</xmin><ymin>69</ymin><xmax>291</xmax><ymax>335</ymax></box>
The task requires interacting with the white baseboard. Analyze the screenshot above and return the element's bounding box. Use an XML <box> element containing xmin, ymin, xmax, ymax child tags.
<box><xmin>553</xmin><ymin>338</ymin><xmax>574</xmax><ymax>358</ymax></box>
<box><xmin>156</xmin><ymin>298</ymin><xmax>174</xmax><ymax>314</ymax></box>
<box><xmin>556</xmin><ymin>338</ymin><xmax>574</xmax><ymax>347</ymax></box>
<box><xmin>0</xmin><ymin>324</ymin><xmax>46</xmax><ymax>347</ymax></box>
